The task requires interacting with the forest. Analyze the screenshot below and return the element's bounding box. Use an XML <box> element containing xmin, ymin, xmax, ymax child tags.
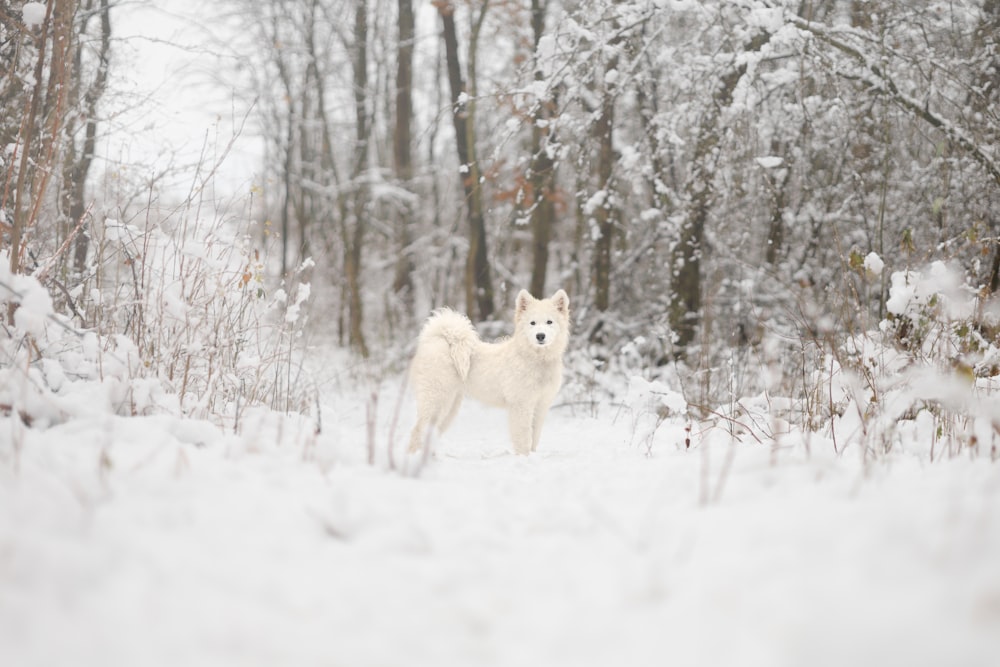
<box><xmin>3</xmin><ymin>0</ymin><xmax>1000</xmax><ymax>424</ymax></box>
<box><xmin>4</xmin><ymin>3</ymin><xmax>1000</xmax><ymax>664</ymax></box>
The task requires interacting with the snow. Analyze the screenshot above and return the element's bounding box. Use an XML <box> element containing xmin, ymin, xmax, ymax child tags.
<box><xmin>2</xmin><ymin>353</ymin><xmax>1000</xmax><ymax>667</ymax></box>
<box><xmin>6</xmin><ymin>6</ymin><xmax>994</xmax><ymax>660</ymax></box>
<box><xmin>755</xmin><ymin>155</ymin><xmax>784</xmax><ymax>168</ymax></box>
<box><xmin>886</xmin><ymin>261</ymin><xmax>976</xmax><ymax>320</ymax></box>
<box><xmin>747</xmin><ymin>6</ymin><xmax>784</xmax><ymax>34</ymax></box>
<box><xmin>626</xmin><ymin>374</ymin><xmax>687</xmax><ymax>415</ymax></box>
<box><xmin>1</xmin><ymin>251</ymin><xmax>54</xmax><ymax>338</ymax></box>
<box><xmin>864</xmin><ymin>251</ymin><xmax>884</xmax><ymax>276</ymax></box>
<box><xmin>21</xmin><ymin>2</ymin><xmax>46</xmax><ymax>27</ymax></box>
<box><xmin>583</xmin><ymin>190</ymin><xmax>607</xmax><ymax>216</ymax></box>
<box><xmin>284</xmin><ymin>283</ymin><xmax>311</xmax><ymax>324</ymax></box>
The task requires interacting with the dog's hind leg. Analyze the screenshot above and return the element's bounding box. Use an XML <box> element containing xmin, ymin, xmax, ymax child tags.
<box><xmin>436</xmin><ymin>392</ymin><xmax>464</xmax><ymax>434</ymax></box>
<box><xmin>409</xmin><ymin>389</ymin><xmax>461</xmax><ymax>453</ymax></box>
<box><xmin>409</xmin><ymin>416</ymin><xmax>430</xmax><ymax>453</ymax></box>
<box><xmin>408</xmin><ymin>392</ymin><xmax>437</xmax><ymax>453</ymax></box>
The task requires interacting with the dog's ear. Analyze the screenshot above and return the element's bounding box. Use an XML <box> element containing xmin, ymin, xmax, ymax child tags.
<box><xmin>551</xmin><ymin>289</ymin><xmax>569</xmax><ymax>315</ymax></box>
<box><xmin>515</xmin><ymin>290</ymin><xmax>533</xmax><ymax>320</ymax></box>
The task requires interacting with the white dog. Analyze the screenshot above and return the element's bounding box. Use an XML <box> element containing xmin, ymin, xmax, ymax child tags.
<box><xmin>408</xmin><ymin>289</ymin><xmax>570</xmax><ymax>455</ymax></box>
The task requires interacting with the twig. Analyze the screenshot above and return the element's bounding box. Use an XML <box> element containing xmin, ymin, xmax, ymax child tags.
<box><xmin>687</xmin><ymin>403</ymin><xmax>765</xmax><ymax>445</ymax></box>
<box><xmin>32</xmin><ymin>203</ymin><xmax>93</xmax><ymax>283</ymax></box>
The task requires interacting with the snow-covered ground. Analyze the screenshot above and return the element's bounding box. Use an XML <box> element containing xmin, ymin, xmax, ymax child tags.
<box><xmin>2</xmin><ymin>357</ymin><xmax>999</xmax><ymax>667</ymax></box>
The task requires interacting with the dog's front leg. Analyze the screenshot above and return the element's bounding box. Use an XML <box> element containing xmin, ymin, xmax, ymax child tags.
<box><xmin>530</xmin><ymin>401</ymin><xmax>550</xmax><ymax>452</ymax></box>
<box><xmin>507</xmin><ymin>405</ymin><xmax>534</xmax><ymax>455</ymax></box>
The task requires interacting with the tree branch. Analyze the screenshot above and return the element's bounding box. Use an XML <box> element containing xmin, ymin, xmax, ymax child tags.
<box><xmin>787</xmin><ymin>12</ymin><xmax>1000</xmax><ymax>187</ymax></box>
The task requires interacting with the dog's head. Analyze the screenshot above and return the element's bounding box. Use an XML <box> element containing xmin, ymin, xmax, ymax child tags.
<box><xmin>515</xmin><ymin>289</ymin><xmax>570</xmax><ymax>350</ymax></box>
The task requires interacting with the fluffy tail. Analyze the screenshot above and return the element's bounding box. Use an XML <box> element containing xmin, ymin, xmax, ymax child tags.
<box><xmin>418</xmin><ymin>308</ymin><xmax>479</xmax><ymax>380</ymax></box>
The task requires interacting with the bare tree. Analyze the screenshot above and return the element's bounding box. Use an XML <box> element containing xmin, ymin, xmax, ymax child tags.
<box><xmin>392</xmin><ymin>0</ymin><xmax>416</xmax><ymax>308</ymax></box>
<box><xmin>344</xmin><ymin>0</ymin><xmax>370</xmax><ymax>356</ymax></box>
<box><xmin>2</xmin><ymin>0</ymin><xmax>73</xmax><ymax>281</ymax></box>
<box><xmin>437</xmin><ymin>0</ymin><xmax>494</xmax><ymax>320</ymax></box>
<box><xmin>970</xmin><ymin>0</ymin><xmax>1000</xmax><ymax>292</ymax></box>
<box><xmin>65</xmin><ymin>0</ymin><xmax>111</xmax><ymax>275</ymax></box>
<box><xmin>668</xmin><ymin>30</ymin><xmax>772</xmax><ymax>357</ymax></box>
<box><xmin>590</xmin><ymin>49</ymin><xmax>617</xmax><ymax>316</ymax></box>
<box><xmin>527</xmin><ymin>0</ymin><xmax>558</xmax><ymax>298</ymax></box>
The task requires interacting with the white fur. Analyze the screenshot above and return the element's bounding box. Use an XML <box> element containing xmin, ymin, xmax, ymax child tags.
<box><xmin>408</xmin><ymin>289</ymin><xmax>570</xmax><ymax>455</ymax></box>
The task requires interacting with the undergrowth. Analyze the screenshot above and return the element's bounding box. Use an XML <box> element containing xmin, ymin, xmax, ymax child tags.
<box><xmin>1</xmin><ymin>188</ymin><xmax>314</xmax><ymax>432</ymax></box>
<box><xmin>604</xmin><ymin>259</ymin><xmax>1000</xmax><ymax>463</ymax></box>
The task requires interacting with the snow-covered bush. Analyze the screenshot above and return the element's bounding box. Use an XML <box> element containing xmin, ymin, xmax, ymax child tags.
<box><xmin>2</xmin><ymin>249</ymin><xmax>144</xmax><ymax>426</ymax></box>
<box><xmin>81</xmin><ymin>208</ymin><xmax>315</xmax><ymax>419</ymax></box>
<box><xmin>826</xmin><ymin>259</ymin><xmax>1000</xmax><ymax>460</ymax></box>
<box><xmin>1</xmin><ymin>204</ymin><xmax>315</xmax><ymax>430</ymax></box>
<box><xmin>610</xmin><ymin>255</ymin><xmax>1000</xmax><ymax>462</ymax></box>
<box><xmin>882</xmin><ymin>260</ymin><xmax>993</xmax><ymax>358</ymax></box>
<box><xmin>620</xmin><ymin>375</ymin><xmax>688</xmax><ymax>453</ymax></box>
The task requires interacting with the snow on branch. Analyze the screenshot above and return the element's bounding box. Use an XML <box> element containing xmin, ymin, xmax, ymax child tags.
<box><xmin>778</xmin><ymin>8</ymin><xmax>1000</xmax><ymax>187</ymax></box>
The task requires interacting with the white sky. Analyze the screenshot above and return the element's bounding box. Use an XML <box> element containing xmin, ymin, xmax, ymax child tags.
<box><xmin>100</xmin><ymin>0</ymin><xmax>262</xmax><ymax>203</ymax></box>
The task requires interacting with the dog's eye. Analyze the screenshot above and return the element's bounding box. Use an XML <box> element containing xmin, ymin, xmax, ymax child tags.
<box><xmin>529</xmin><ymin>321</ymin><xmax>536</xmax><ymax>326</ymax></box>
<box><xmin>546</xmin><ymin>320</ymin><xmax>553</xmax><ymax>325</ymax></box>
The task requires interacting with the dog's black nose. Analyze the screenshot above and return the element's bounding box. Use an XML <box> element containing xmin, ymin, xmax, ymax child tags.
<box><xmin>536</xmin><ymin>333</ymin><xmax>546</xmax><ymax>342</ymax></box>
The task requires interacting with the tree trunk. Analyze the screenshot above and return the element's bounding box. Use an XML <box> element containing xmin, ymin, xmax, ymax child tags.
<box><xmin>668</xmin><ymin>31</ymin><xmax>772</xmax><ymax>356</ymax></box>
<box><xmin>528</xmin><ymin>0</ymin><xmax>557</xmax><ymax>298</ymax></box>
<box><xmin>69</xmin><ymin>0</ymin><xmax>111</xmax><ymax>275</ymax></box>
<box><xmin>591</xmin><ymin>85</ymin><xmax>616</xmax><ymax>314</ymax></box>
<box><xmin>438</xmin><ymin>1</ymin><xmax>494</xmax><ymax>319</ymax></box>
<box><xmin>346</xmin><ymin>0</ymin><xmax>370</xmax><ymax>357</ymax></box>
<box><xmin>270</xmin><ymin>9</ymin><xmax>299</xmax><ymax>279</ymax></box>
<box><xmin>9</xmin><ymin>1</ymin><xmax>53</xmax><ymax>281</ymax></box>
<box><xmin>392</xmin><ymin>0</ymin><xmax>415</xmax><ymax>307</ymax></box>
<box><xmin>589</xmin><ymin>7</ymin><xmax>626</xmax><ymax>317</ymax></box>
<box><xmin>528</xmin><ymin>131</ymin><xmax>556</xmax><ymax>299</ymax></box>
<box><xmin>764</xmin><ymin>139</ymin><xmax>792</xmax><ymax>266</ymax></box>
<box><xmin>973</xmin><ymin>0</ymin><xmax>1000</xmax><ymax>293</ymax></box>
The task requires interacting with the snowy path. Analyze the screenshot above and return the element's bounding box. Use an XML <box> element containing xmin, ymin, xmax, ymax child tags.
<box><xmin>2</xmin><ymin>381</ymin><xmax>1000</xmax><ymax>666</ymax></box>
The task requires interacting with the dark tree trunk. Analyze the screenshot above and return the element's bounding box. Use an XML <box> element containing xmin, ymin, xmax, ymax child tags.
<box><xmin>974</xmin><ymin>0</ymin><xmax>1000</xmax><ymax>293</ymax></box>
<box><xmin>69</xmin><ymin>0</ymin><xmax>111</xmax><ymax>275</ymax></box>
<box><xmin>438</xmin><ymin>1</ymin><xmax>494</xmax><ymax>319</ymax></box>
<box><xmin>528</xmin><ymin>0</ymin><xmax>557</xmax><ymax>298</ymax></box>
<box><xmin>392</xmin><ymin>0</ymin><xmax>415</xmax><ymax>307</ymax></box>
<box><xmin>346</xmin><ymin>0</ymin><xmax>370</xmax><ymax>357</ymax></box>
<box><xmin>592</xmin><ymin>87</ymin><xmax>615</xmax><ymax>314</ymax></box>
<box><xmin>669</xmin><ymin>31</ymin><xmax>772</xmax><ymax>356</ymax></box>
